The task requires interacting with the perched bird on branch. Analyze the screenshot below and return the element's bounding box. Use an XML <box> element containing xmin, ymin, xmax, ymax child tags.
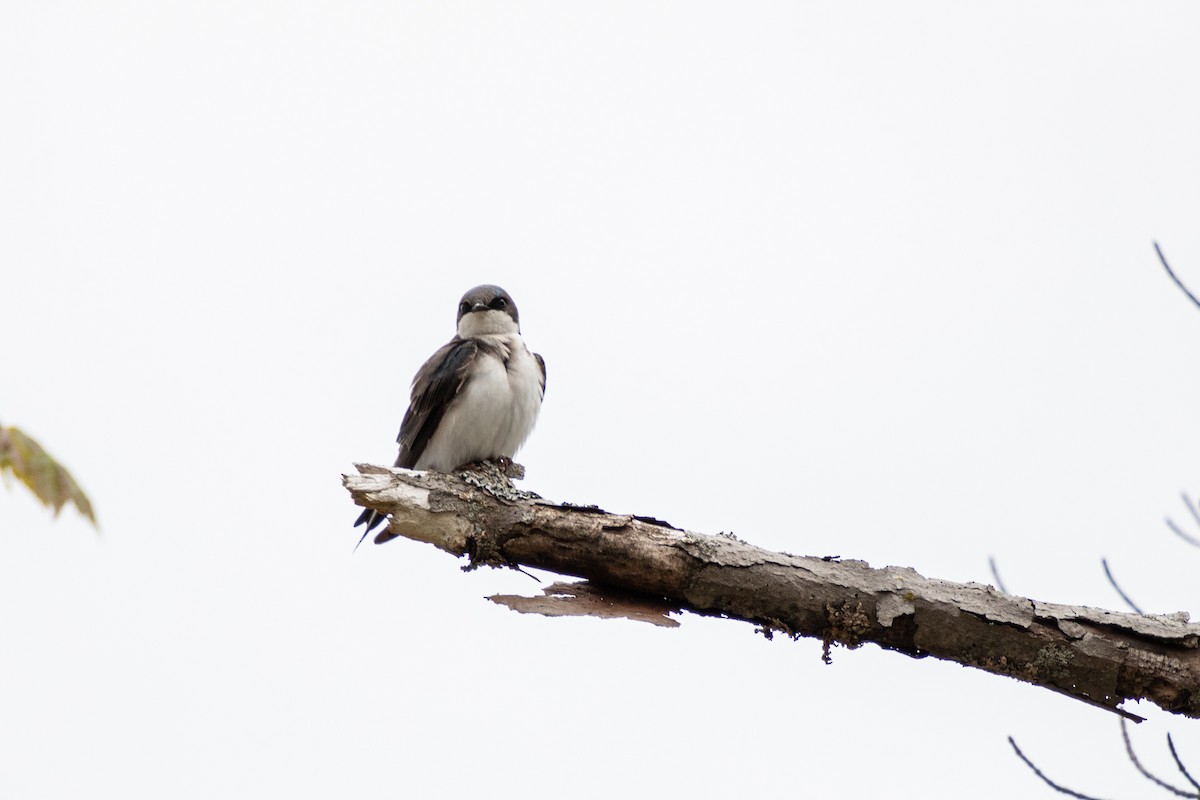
<box><xmin>354</xmin><ymin>284</ymin><xmax>546</xmax><ymax>544</ymax></box>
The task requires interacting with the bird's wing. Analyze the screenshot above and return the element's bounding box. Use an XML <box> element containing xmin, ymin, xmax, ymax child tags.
<box><xmin>534</xmin><ymin>352</ymin><xmax>546</xmax><ymax>398</ymax></box>
<box><xmin>394</xmin><ymin>337</ymin><xmax>480</xmax><ymax>469</ymax></box>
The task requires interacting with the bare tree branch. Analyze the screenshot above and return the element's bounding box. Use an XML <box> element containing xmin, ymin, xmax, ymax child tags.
<box><xmin>1168</xmin><ymin>519</ymin><xmax>1200</xmax><ymax>549</ymax></box>
<box><xmin>1120</xmin><ymin>718</ymin><xmax>1200</xmax><ymax>798</ymax></box>
<box><xmin>1008</xmin><ymin>737</ymin><xmax>1108</xmax><ymax>800</ymax></box>
<box><xmin>1167</xmin><ymin>494</ymin><xmax>1200</xmax><ymax>549</ymax></box>
<box><xmin>1155</xmin><ymin>242</ymin><xmax>1200</xmax><ymax>311</ymax></box>
<box><xmin>1102</xmin><ymin>558</ymin><xmax>1144</xmax><ymax>615</ymax></box>
<box><xmin>1185</xmin><ymin>494</ymin><xmax>1200</xmax><ymax>532</ymax></box>
<box><xmin>1168</xmin><ymin>733</ymin><xmax>1200</xmax><ymax>794</ymax></box>
<box><xmin>989</xmin><ymin>555</ymin><xmax>1010</xmax><ymax>595</ymax></box>
<box><xmin>345</xmin><ymin>464</ymin><xmax>1200</xmax><ymax>720</ymax></box>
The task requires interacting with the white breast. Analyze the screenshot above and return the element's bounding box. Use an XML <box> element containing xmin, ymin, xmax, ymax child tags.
<box><xmin>415</xmin><ymin>334</ymin><xmax>543</xmax><ymax>471</ymax></box>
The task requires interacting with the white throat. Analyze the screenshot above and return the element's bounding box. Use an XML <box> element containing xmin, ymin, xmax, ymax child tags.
<box><xmin>458</xmin><ymin>309</ymin><xmax>519</xmax><ymax>338</ymax></box>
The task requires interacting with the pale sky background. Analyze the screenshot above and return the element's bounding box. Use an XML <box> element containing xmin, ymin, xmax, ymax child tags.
<box><xmin>3</xmin><ymin>2</ymin><xmax>1200</xmax><ymax>798</ymax></box>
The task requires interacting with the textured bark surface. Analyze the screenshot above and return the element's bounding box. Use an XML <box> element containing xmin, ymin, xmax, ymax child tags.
<box><xmin>344</xmin><ymin>463</ymin><xmax>1200</xmax><ymax>720</ymax></box>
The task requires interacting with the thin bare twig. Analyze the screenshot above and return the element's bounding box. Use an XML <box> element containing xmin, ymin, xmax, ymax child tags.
<box><xmin>1185</xmin><ymin>494</ymin><xmax>1200</xmax><ymax>530</ymax></box>
<box><xmin>1120</xmin><ymin>718</ymin><xmax>1200</xmax><ymax>798</ymax></box>
<box><xmin>988</xmin><ymin>555</ymin><xmax>1009</xmax><ymax>594</ymax></box>
<box><xmin>1008</xmin><ymin>737</ymin><xmax>1108</xmax><ymax>800</ymax></box>
<box><xmin>1155</xmin><ymin>242</ymin><xmax>1200</xmax><ymax>311</ymax></box>
<box><xmin>1161</xmin><ymin>494</ymin><xmax>1200</xmax><ymax>551</ymax></box>
<box><xmin>1166</xmin><ymin>494</ymin><xmax>1200</xmax><ymax>549</ymax></box>
<box><xmin>1044</xmin><ymin>688</ymin><xmax>1145</xmax><ymax>723</ymax></box>
<box><xmin>1167</xmin><ymin>519</ymin><xmax>1200</xmax><ymax>549</ymax></box>
<box><xmin>1168</xmin><ymin>733</ymin><xmax>1200</xmax><ymax>794</ymax></box>
<box><xmin>1101</xmin><ymin>558</ymin><xmax>1144</xmax><ymax>615</ymax></box>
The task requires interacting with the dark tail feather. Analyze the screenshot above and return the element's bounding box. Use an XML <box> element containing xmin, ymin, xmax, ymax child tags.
<box><xmin>353</xmin><ymin>508</ymin><xmax>386</xmax><ymax>552</ymax></box>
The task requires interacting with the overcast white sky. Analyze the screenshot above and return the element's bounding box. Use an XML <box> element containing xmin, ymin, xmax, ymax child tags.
<box><xmin>3</xmin><ymin>2</ymin><xmax>1200</xmax><ymax>797</ymax></box>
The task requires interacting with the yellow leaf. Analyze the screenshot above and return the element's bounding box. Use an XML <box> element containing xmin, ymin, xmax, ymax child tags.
<box><xmin>0</xmin><ymin>424</ymin><xmax>98</xmax><ymax>528</ymax></box>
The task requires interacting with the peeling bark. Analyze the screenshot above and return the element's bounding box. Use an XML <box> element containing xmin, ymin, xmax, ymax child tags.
<box><xmin>343</xmin><ymin>463</ymin><xmax>1200</xmax><ymax>720</ymax></box>
<box><xmin>490</xmin><ymin>581</ymin><xmax>681</xmax><ymax>627</ymax></box>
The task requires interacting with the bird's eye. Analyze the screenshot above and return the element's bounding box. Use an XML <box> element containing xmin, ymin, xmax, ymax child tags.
<box><xmin>491</xmin><ymin>297</ymin><xmax>507</xmax><ymax>309</ymax></box>
<box><xmin>459</xmin><ymin>301</ymin><xmax>470</xmax><ymax>313</ymax></box>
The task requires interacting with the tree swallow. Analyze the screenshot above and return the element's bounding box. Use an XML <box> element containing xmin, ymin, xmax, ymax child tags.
<box><xmin>354</xmin><ymin>284</ymin><xmax>546</xmax><ymax>542</ymax></box>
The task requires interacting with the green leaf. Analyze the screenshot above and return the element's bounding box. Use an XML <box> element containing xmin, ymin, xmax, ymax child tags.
<box><xmin>0</xmin><ymin>423</ymin><xmax>98</xmax><ymax>528</ymax></box>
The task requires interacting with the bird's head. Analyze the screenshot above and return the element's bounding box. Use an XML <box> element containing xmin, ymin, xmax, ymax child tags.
<box><xmin>456</xmin><ymin>285</ymin><xmax>521</xmax><ymax>337</ymax></box>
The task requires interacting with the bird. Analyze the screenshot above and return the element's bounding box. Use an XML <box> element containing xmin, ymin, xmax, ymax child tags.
<box><xmin>354</xmin><ymin>284</ymin><xmax>546</xmax><ymax>546</ymax></box>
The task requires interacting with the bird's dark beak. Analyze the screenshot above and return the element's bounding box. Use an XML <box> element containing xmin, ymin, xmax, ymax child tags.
<box><xmin>471</xmin><ymin>302</ymin><xmax>488</xmax><ymax>312</ymax></box>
